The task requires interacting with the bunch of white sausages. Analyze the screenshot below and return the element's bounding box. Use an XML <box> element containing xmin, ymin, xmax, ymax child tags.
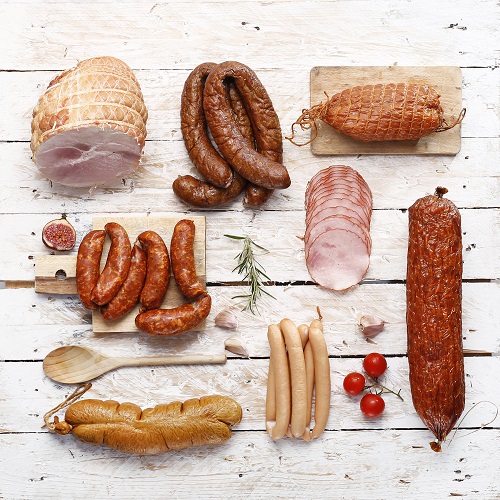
<box><xmin>266</xmin><ymin>318</ymin><xmax>331</xmax><ymax>441</ymax></box>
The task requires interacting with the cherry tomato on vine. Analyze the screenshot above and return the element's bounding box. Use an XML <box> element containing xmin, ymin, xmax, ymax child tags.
<box><xmin>343</xmin><ymin>372</ymin><xmax>366</xmax><ymax>395</ymax></box>
<box><xmin>360</xmin><ymin>393</ymin><xmax>385</xmax><ymax>417</ymax></box>
<box><xmin>363</xmin><ymin>352</ymin><xmax>387</xmax><ymax>378</ymax></box>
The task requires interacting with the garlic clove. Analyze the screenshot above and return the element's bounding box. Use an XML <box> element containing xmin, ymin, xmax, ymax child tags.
<box><xmin>224</xmin><ymin>337</ymin><xmax>249</xmax><ymax>358</ymax></box>
<box><xmin>214</xmin><ymin>307</ymin><xmax>238</xmax><ymax>330</ymax></box>
<box><xmin>359</xmin><ymin>315</ymin><xmax>386</xmax><ymax>338</ymax></box>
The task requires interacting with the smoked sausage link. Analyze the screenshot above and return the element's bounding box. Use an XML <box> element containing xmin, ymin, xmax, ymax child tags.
<box><xmin>138</xmin><ymin>230</ymin><xmax>170</xmax><ymax>310</ymax></box>
<box><xmin>101</xmin><ymin>243</ymin><xmax>147</xmax><ymax>320</ymax></box>
<box><xmin>91</xmin><ymin>222</ymin><xmax>132</xmax><ymax>306</ymax></box>
<box><xmin>135</xmin><ymin>292</ymin><xmax>211</xmax><ymax>336</ymax></box>
<box><xmin>51</xmin><ymin>395</ymin><xmax>242</xmax><ymax>455</ymax></box>
<box><xmin>180</xmin><ymin>62</ymin><xmax>234</xmax><ymax>188</ymax></box>
<box><xmin>173</xmin><ymin>171</ymin><xmax>247</xmax><ymax>208</ymax></box>
<box><xmin>170</xmin><ymin>219</ymin><xmax>205</xmax><ymax>299</ymax></box>
<box><xmin>226</xmin><ymin>77</ymin><xmax>275</xmax><ymax>207</ymax></box>
<box><xmin>406</xmin><ymin>187</ymin><xmax>465</xmax><ymax>451</ymax></box>
<box><xmin>76</xmin><ymin>229</ymin><xmax>106</xmax><ymax>310</ymax></box>
<box><xmin>203</xmin><ymin>61</ymin><xmax>290</xmax><ymax>190</ymax></box>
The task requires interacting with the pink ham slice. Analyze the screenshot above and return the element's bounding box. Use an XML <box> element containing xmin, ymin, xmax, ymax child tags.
<box><xmin>304</xmin><ymin>165</ymin><xmax>373</xmax><ymax>291</ymax></box>
<box><xmin>31</xmin><ymin>56</ymin><xmax>147</xmax><ymax>187</ymax></box>
<box><xmin>306</xmin><ymin>228</ymin><xmax>370</xmax><ymax>291</ymax></box>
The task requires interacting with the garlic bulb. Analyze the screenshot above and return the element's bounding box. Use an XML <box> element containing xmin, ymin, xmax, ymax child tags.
<box><xmin>214</xmin><ymin>307</ymin><xmax>238</xmax><ymax>330</ymax></box>
<box><xmin>359</xmin><ymin>315</ymin><xmax>386</xmax><ymax>338</ymax></box>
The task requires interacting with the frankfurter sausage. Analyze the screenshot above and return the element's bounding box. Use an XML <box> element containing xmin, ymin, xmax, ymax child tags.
<box><xmin>180</xmin><ymin>62</ymin><xmax>234</xmax><ymax>188</ymax></box>
<box><xmin>280</xmin><ymin>318</ymin><xmax>307</xmax><ymax>438</ymax></box>
<box><xmin>76</xmin><ymin>229</ymin><xmax>106</xmax><ymax>310</ymax></box>
<box><xmin>137</xmin><ymin>230</ymin><xmax>170</xmax><ymax>310</ymax></box>
<box><xmin>308</xmin><ymin>326</ymin><xmax>331</xmax><ymax>439</ymax></box>
<box><xmin>135</xmin><ymin>292</ymin><xmax>211</xmax><ymax>336</ymax></box>
<box><xmin>170</xmin><ymin>219</ymin><xmax>205</xmax><ymax>299</ymax></box>
<box><xmin>266</xmin><ymin>323</ymin><xmax>290</xmax><ymax>440</ymax></box>
<box><xmin>406</xmin><ymin>187</ymin><xmax>465</xmax><ymax>450</ymax></box>
<box><xmin>172</xmin><ymin>170</ymin><xmax>247</xmax><ymax>208</ymax></box>
<box><xmin>203</xmin><ymin>61</ymin><xmax>290</xmax><ymax>190</ymax></box>
<box><xmin>91</xmin><ymin>222</ymin><xmax>131</xmax><ymax>306</ymax></box>
<box><xmin>101</xmin><ymin>243</ymin><xmax>147</xmax><ymax>320</ymax></box>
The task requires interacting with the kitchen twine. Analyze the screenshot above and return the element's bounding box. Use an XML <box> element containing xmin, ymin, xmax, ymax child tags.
<box><xmin>42</xmin><ymin>383</ymin><xmax>92</xmax><ymax>435</ymax></box>
<box><xmin>443</xmin><ymin>400</ymin><xmax>498</xmax><ymax>451</ymax></box>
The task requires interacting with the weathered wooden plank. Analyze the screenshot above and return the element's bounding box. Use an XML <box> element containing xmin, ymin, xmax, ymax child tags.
<box><xmin>0</xmin><ymin>429</ymin><xmax>498</xmax><ymax>500</ymax></box>
<box><xmin>0</xmin><ymin>136</ymin><xmax>498</xmax><ymax>216</ymax></box>
<box><xmin>1</xmin><ymin>357</ymin><xmax>498</xmax><ymax>433</ymax></box>
<box><xmin>1</xmin><ymin>66</ymin><xmax>497</xmax><ymax>142</ymax></box>
<box><xmin>1</xmin><ymin>283</ymin><xmax>499</xmax><ymax>359</ymax></box>
<box><xmin>0</xmin><ymin>1</ymin><xmax>497</xmax><ymax>70</ymax></box>
<box><xmin>0</xmin><ymin>209</ymin><xmax>498</xmax><ymax>281</ymax></box>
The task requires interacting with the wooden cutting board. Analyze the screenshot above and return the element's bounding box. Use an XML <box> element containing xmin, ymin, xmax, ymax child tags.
<box><xmin>308</xmin><ymin>66</ymin><xmax>463</xmax><ymax>155</ymax></box>
<box><xmin>35</xmin><ymin>215</ymin><xmax>206</xmax><ymax>333</ymax></box>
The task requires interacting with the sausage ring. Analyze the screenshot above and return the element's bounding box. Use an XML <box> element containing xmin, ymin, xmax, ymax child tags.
<box><xmin>203</xmin><ymin>61</ymin><xmax>290</xmax><ymax>190</ymax></box>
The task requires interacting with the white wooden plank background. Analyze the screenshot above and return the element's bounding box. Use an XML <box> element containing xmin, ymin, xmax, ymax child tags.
<box><xmin>0</xmin><ymin>1</ymin><xmax>499</xmax><ymax>499</ymax></box>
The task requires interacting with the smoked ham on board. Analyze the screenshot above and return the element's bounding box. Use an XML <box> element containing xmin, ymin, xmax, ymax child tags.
<box><xmin>304</xmin><ymin>165</ymin><xmax>373</xmax><ymax>290</ymax></box>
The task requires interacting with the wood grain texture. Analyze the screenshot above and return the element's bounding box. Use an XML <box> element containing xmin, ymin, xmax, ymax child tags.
<box><xmin>309</xmin><ymin>66</ymin><xmax>463</xmax><ymax>155</ymax></box>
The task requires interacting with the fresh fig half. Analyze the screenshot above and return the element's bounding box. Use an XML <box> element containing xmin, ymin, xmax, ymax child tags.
<box><xmin>42</xmin><ymin>215</ymin><xmax>76</xmax><ymax>251</ymax></box>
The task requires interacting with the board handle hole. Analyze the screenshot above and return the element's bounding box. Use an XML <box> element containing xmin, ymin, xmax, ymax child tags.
<box><xmin>55</xmin><ymin>269</ymin><xmax>67</xmax><ymax>281</ymax></box>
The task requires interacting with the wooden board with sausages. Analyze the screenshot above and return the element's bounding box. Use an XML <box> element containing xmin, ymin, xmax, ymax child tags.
<box><xmin>34</xmin><ymin>215</ymin><xmax>206</xmax><ymax>333</ymax></box>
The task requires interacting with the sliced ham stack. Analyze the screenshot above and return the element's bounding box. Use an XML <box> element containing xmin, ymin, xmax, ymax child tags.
<box><xmin>31</xmin><ymin>56</ymin><xmax>148</xmax><ymax>187</ymax></box>
<box><xmin>304</xmin><ymin>165</ymin><xmax>373</xmax><ymax>290</ymax></box>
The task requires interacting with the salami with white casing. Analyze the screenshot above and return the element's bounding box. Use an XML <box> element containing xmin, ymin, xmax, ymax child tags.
<box><xmin>31</xmin><ymin>56</ymin><xmax>148</xmax><ymax>187</ymax></box>
<box><xmin>304</xmin><ymin>165</ymin><xmax>373</xmax><ymax>290</ymax></box>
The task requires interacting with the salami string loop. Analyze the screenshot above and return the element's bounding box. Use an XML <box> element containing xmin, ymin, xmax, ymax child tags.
<box><xmin>444</xmin><ymin>400</ymin><xmax>499</xmax><ymax>451</ymax></box>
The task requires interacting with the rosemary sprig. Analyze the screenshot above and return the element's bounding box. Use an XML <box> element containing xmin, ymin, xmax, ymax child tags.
<box><xmin>224</xmin><ymin>234</ymin><xmax>275</xmax><ymax>314</ymax></box>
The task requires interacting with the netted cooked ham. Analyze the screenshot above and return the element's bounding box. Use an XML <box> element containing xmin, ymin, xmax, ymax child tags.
<box><xmin>31</xmin><ymin>56</ymin><xmax>148</xmax><ymax>187</ymax></box>
<box><xmin>304</xmin><ymin>165</ymin><xmax>373</xmax><ymax>290</ymax></box>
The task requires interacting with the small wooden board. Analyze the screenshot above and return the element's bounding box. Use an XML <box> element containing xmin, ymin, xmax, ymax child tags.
<box><xmin>309</xmin><ymin>66</ymin><xmax>463</xmax><ymax>155</ymax></box>
<box><xmin>35</xmin><ymin>215</ymin><xmax>206</xmax><ymax>333</ymax></box>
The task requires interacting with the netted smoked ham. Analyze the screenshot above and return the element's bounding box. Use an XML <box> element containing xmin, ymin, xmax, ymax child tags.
<box><xmin>31</xmin><ymin>56</ymin><xmax>148</xmax><ymax>187</ymax></box>
<box><xmin>406</xmin><ymin>187</ymin><xmax>465</xmax><ymax>451</ymax></box>
<box><xmin>289</xmin><ymin>83</ymin><xmax>465</xmax><ymax>144</ymax></box>
<box><xmin>304</xmin><ymin>165</ymin><xmax>372</xmax><ymax>290</ymax></box>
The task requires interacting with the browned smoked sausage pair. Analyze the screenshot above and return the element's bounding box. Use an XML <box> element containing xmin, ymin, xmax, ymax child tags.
<box><xmin>76</xmin><ymin>220</ymin><xmax>210</xmax><ymax>336</ymax></box>
<box><xmin>173</xmin><ymin>61</ymin><xmax>290</xmax><ymax>208</ymax></box>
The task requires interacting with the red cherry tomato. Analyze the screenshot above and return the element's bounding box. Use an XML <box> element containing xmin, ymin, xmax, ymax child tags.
<box><xmin>363</xmin><ymin>352</ymin><xmax>388</xmax><ymax>378</ymax></box>
<box><xmin>343</xmin><ymin>372</ymin><xmax>366</xmax><ymax>395</ymax></box>
<box><xmin>360</xmin><ymin>393</ymin><xmax>385</xmax><ymax>417</ymax></box>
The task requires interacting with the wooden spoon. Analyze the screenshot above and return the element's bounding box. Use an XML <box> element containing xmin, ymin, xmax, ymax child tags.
<box><xmin>43</xmin><ymin>345</ymin><xmax>227</xmax><ymax>384</ymax></box>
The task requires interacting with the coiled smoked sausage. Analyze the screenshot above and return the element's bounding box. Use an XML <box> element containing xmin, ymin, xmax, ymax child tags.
<box><xmin>180</xmin><ymin>62</ymin><xmax>234</xmax><ymax>188</ymax></box>
<box><xmin>203</xmin><ymin>61</ymin><xmax>290</xmax><ymax>190</ymax></box>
